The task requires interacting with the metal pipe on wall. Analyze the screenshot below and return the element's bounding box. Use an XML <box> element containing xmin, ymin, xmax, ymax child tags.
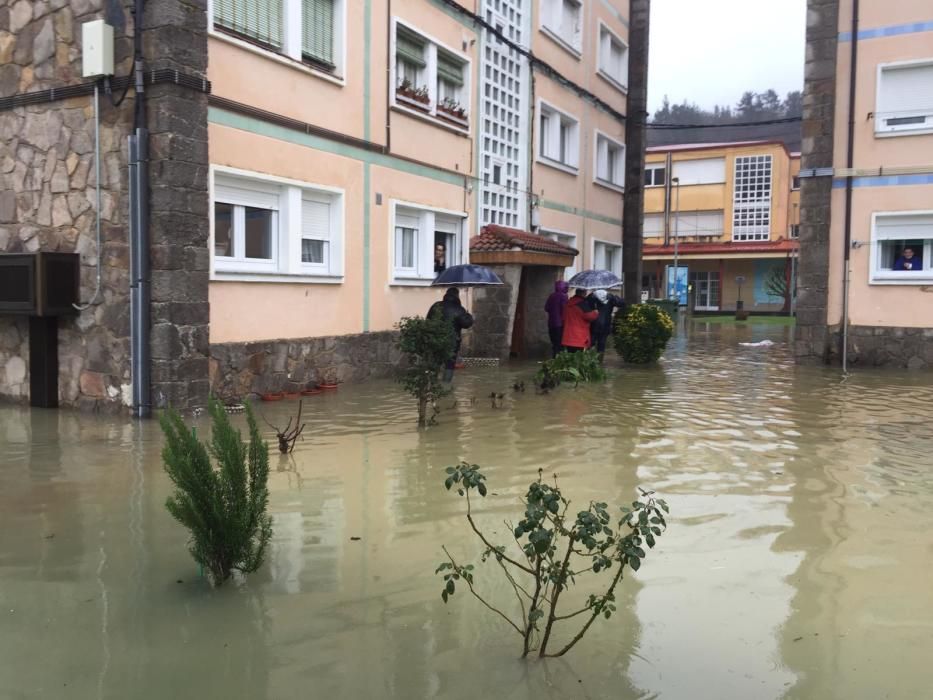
<box><xmin>841</xmin><ymin>0</ymin><xmax>859</xmax><ymax>372</ymax></box>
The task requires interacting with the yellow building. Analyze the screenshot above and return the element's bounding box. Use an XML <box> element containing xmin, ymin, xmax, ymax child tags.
<box><xmin>641</xmin><ymin>141</ymin><xmax>800</xmax><ymax>313</ymax></box>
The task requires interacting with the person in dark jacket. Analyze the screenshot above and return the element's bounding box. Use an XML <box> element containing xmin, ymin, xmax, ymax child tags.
<box><xmin>544</xmin><ymin>280</ymin><xmax>569</xmax><ymax>358</ymax></box>
<box><xmin>428</xmin><ymin>287</ymin><xmax>474</xmax><ymax>381</ymax></box>
<box><xmin>561</xmin><ymin>289</ymin><xmax>599</xmax><ymax>352</ymax></box>
<box><xmin>892</xmin><ymin>246</ymin><xmax>922</xmax><ymax>271</ymax></box>
<box><xmin>588</xmin><ymin>289</ymin><xmax>626</xmax><ymax>355</ymax></box>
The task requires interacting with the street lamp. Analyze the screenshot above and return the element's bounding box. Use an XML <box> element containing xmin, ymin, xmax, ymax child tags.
<box><xmin>671</xmin><ymin>176</ymin><xmax>681</xmax><ymax>303</ymax></box>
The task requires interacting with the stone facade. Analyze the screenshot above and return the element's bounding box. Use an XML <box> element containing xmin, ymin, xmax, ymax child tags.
<box><xmin>466</xmin><ymin>264</ymin><xmax>522</xmax><ymax>360</ymax></box>
<box><xmin>209</xmin><ymin>332</ymin><xmax>402</xmax><ymax>400</ymax></box>
<box><xmin>795</xmin><ymin>0</ymin><xmax>839</xmax><ymax>364</ymax></box>
<box><xmin>0</xmin><ymin>0</ymin><xmax>209</xmax><ymax>411</ymax></box>
<box><xmin>828</xmin><ymin>327</ymin><xmax>933</xmax><ymax>369</ymax></box>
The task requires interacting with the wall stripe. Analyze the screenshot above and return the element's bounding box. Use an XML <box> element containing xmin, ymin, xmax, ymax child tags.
<box><xmin>363</xmin><ymin>0</ymin><xmax>371</xmax><ymax>142</ymax></box>
<box><xmin>599</xmin><ymin>0</ymin><xmax>630</xmax><ymax>29</ymax></box>
<box><xmin>832</xmin><ymin>173</ymin><xmax>933</xmax><ymax>188</ymax></box>
<box><xmin>362</xmin><ymin>0</ymin><xmax>371</xmax><ymax>329</ymax></box>
<box><xmin>839</xmin><ymin>20</ymin><xmax>933</xmax><ymax>42</ymax></box>
<box><xmin>209</xmin><ymin>107</ymin><xmax>466</xmax><ymax>186</ymax></box>
<box><xmin>363</xmin><ymin>163</ymin><xmax>371</xmax><ymax>331</ymax></box>
<box><xmin>540</xmin><ymin>198</ymin><xmax>623</xmax><ymax>226</ymax></box>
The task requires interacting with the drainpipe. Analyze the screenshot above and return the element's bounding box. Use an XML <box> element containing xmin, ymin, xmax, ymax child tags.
<box><xmin>841</xmin><ymin>0</ymin><xmax>858</xmax><ymax>372</ymax></box>
<box><xmin>128</xmin><ymin>0</ymin><xmax>150</xmax><ymax>417</ymax></box>
<box><xmin>385</xmin><ymin>0</ymin><xmax>392</xmax><ymax>152</ymax></box>
<box><xmin>663</xmin><ymin>151</ymin><xmax>672</xmax><ymax>246</ymax></box>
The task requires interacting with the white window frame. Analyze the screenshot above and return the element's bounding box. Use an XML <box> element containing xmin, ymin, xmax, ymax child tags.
<box><xmin>875</xmin><ymin>58</ymin><xmax>933</xmax><ymax>137</ymax></box>
<box><xmin>390</xmin><ymin>18</ymin><xmax>471</xmax><ymax>133</ymax></box>
<box><xmin>732</xmin><ymin>154</ymin><xmax>772</xmax><ymax>242</ymax></box>
<box><xmin>592</xmin><ymin>238</ymin><xmax>623</xmax><ymax>279</ymax></box>
<box><xmin>868</xmin><ymin>210</ymin><xmax>933</xmax><ymax>285</ymax></box>
<box><xmin>593</xmin><ymin>131</ymin><xmax>626</xmax><ymax>192</ymax></box>
<box><xmin>536</xmin><ymin>99</ymin><xmax>580</xmax><ymax>174</ymax></box>
<box><xmin>645</xmin><ymin>163</ymin><xmax>666</xmax><ymax>187</ymax></box>
<box><xmin>596</xmin><ymin>21</ymin><xmax>628</xmax><ymax>92</ymax></box>
<box><xmin>207</xmin><ymin>0</ymin><xmax>347</xmax><ymax>86</ymax></box>
<box><xmin>390</xmin><ymin>199</ymin><xmax>467</xmax><ymax>285</ymax></box>
<box><xmin>539</xmin><ymin>0</ymin><xmax>582</xmax><ymax>57</ymax></box>
<box><xmin>210</xmin><ymin>166</ymin><xmax>345</xmax><ymax>282</ymax></box>
<box><xmin>541</xmin><ymin>228</ymin><xmax>578</xmax><ymax>280</ymax></box>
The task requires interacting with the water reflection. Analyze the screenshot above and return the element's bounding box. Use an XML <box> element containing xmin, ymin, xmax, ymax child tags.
<box><xmin>1</xmin><ymin>321</ymin><xmax>932</xmax><ymax>698</ymax></box>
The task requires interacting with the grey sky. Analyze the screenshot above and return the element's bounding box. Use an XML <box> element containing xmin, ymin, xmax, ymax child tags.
<box><xmin>647</xmin><ymin>0</ymin><xmax>806</xmax><ymax>113</ymax></box>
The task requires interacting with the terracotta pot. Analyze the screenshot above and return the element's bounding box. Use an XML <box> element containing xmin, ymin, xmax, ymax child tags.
<box><xmin>260</xmin><ymin>392</ymin><xmax>284</xmax><ymax>401</ymax></box>
<box><xmin>318</xmin><ymin>383</ymin><xmax>339</xmax><ymax>390</ymax></box>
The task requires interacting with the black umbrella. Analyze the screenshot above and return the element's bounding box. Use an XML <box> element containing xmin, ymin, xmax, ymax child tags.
<box><xmin>567</xmin><ymin>269</ymin><xmax>622</xmax><ymax>290</ymax></box>
<box><xmin>431</xmin><ymin>264</ymin><xmax>504</xmax><ymax>287</ymax></box>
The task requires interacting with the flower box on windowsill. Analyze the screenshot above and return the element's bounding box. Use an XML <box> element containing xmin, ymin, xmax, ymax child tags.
<box><xmin>396</xmin><ymin>90</ymin><xmax>431</xmax><ymax>112</ymax></box>
<box><xmin>436</xmin><ymin>107</ymin><xmax>468</xmax><ymax>129</ymax></box>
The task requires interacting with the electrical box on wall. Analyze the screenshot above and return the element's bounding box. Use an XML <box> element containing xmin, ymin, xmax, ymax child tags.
<box><xmin>81</xmin><ymin>20</ymin><xmax>114</xmax><ymax>78</ymax></box>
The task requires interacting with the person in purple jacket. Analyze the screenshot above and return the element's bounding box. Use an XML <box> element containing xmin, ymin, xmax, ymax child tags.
<box><xmin>544</xmin><ymin>280</ymin><xmax>569</xmax><ymax>358</ymax></box>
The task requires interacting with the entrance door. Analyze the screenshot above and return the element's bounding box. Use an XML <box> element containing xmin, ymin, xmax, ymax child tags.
<box><xmin>509</xmin><ymin>268</ymin><xmax>528</xmax><ymax>358</ymax></box>
<box><xmin>691</xmin><ymin>271</ymin><xmax>720</xmax><ymax>310</ymax></box>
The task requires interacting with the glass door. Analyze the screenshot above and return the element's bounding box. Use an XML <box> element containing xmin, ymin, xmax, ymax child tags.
<box><xmin>691</xmin><ymin>271</ymin><xmax>720</xmax><ymax>310</ymax></box>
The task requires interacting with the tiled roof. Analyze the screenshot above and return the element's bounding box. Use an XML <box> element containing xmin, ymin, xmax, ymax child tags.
<box><xmin>470</xmin><ymin>225</ymin><xmax>579</xmax><ymax>255</ymax></box>
<box><xmin>643</xmin><ymin>239</ymin><xmax>799</xmax><ymax>256</ymax></box>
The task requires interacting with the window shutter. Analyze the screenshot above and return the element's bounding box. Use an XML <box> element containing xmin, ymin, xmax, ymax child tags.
<box><xmin>437</xmin><ymin>51</ymin><xmax>465</xmax><ymax>87</ymax></box>
<box><xmin>302</xmin><ymin>199</ymin><xmax>331</xmax><ymax>241</ymax></box>
<box><xmin>879</xmin><ymin>64</ymin><xmax>933</xmax><ymax>116</ymax></box>
<box><xmin>396</xmin><ymin>26</ymin><xmax>426</xmax><ymax>68</ymax></box>
<box><xmin>302</xmin><ymin>0</ymin><xmax>334</xmax><ymax>66</ymax></box>
<box><xmin>214</xmin><ymin>0</ymin><xmax>283</xmax><ymax>49</ymax></box>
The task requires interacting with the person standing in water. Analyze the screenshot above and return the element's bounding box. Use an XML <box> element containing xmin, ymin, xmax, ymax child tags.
<box><xmin>561</xmin><ymin>289</ymin><xmax>599</xmax><ymax>353</ymax></box>
<box><xmin>588</xmin><ymin>289</ymin><xmax>626</xmax><ymax>357</ymax></box>
<box><xmin>544</xmin><ymin>280</ymin><xmax>569</xmax><ymax>358</ymax></box>
<box><xmin>428</xmin><ymin>287</ymin><xmax>474</xmax><ymax>381</ymax></box>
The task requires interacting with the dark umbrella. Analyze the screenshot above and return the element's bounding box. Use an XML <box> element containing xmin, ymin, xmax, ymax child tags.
<box><xmin>431</xmin><ymin>264</ymin><xmax>504</xmax><ymax>287</ymax></box>
<box><xmin>567</xmin><ymin>269</ymin><xmax>622</xmax><ymax>290</ymax></box>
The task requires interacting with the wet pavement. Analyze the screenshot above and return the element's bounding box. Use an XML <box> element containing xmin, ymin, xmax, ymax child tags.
<box><xmin>1</xmin><ymin>320</ymin><xmax>932</xmax><ymax>699</ymax></box>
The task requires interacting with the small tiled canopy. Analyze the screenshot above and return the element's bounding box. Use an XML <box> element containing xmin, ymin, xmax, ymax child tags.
<box><xmin>470</xmin><ymin>225</ymin><xmax>578</xmax><ymax>267</ymax></box>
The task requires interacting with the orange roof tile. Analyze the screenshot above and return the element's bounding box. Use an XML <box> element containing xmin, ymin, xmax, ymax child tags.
<box><xmin>470</xmin><ymin>225</ymin><xmax>579</xmax><ymax>255</ymax></box>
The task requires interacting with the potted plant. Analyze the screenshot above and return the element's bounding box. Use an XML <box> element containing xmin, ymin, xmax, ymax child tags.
<box><xmin>437</xmin><ymin>96</ymin><xmax>468</xmax><ymax>126</ymax></box>
<box><xmin>396</xmin><ymin>78</ymin><xmax>431</xmax><ymax>110</ymax></box>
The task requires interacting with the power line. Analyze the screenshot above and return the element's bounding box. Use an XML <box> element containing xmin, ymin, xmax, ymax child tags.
<box><xmin>648</xmin><ymin>116</ymin><xmax>802</xmax><ymax>130</ymax></box>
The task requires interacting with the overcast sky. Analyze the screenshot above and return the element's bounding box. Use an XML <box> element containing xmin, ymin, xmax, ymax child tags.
<box><xmin>647</xmin><ymin>0</ymin><xmax>806</xmax><ymax>113</ymax></box>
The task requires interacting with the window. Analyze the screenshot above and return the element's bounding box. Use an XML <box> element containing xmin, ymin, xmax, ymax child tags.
<box><xmin>594</xmin><ymin>133</ymin><xmax>625</xmax><ymax>190</ymax></box>
<box><xmin>542</xmin><ymin>230</ymin><xmax>578</xmax><ymax>279</ymax></box>
<box><xmin>393</xmin><ymin>203</ymin><xmax>465</xmax><ymax>282</ymax></box>
<box><xmin>732</xmin><ymin>154</ymin><xmax>772</xmax><ymax>241</ymax></box>
<box><xmin>643</xmin><ymin>212</ymin><xmax>664</xmax><ymax>238</ymax></box>
<box><xmin>673</xmin><ymin>210</ymin><xmax>724</xmax><ymax>237</ymax></box>
<box><xmin>792</xmin><ymin>175</ymin><xmax>801</xmax><ymax>190</ymax></box>
<box><xmin>212</xmin><ymin>0</ymin><xmax>343</xmax><ymax>75</ymax></box>
<box><xmin>869</xmin><ymin>212</ymin><xmax>933</xmax><ymax>284</ymax></box>
<box><xmin>597</xmin><ymin>23</ymin><xmax>628</xmax><ymax>90</ymax></box>
<box><xmin>593</xmin><ymin>240</ymin><xmax>622</xmax><ymax>278</ymax></box>
<box><xmin>789</xmin><ymin>223</ymin><xmax>800</xmax><ymax>239</ymax></box>
<box><xmin>875</xmin><ymin>60</ymin><xmax>933</xmax><ymax>136</ymax></box>
<box><xmin>689</xmin><ymin>270</ymin><xmax>721</xmax><ymax>310</ymax></box>
<box><xmin>540</xmin><ymin>0</ymin><xmax>582</xmax><ymax>54</ymax></box>
<box><xmin>213</xmin><ymin>170</ymin><xmax>343</xmax><ymax>278</ymax></box>
<box><xmin>645</xmin><ymin>164</ymin><xmax>666</xmax><ymax>187</ymax></box>
<box><xmin>393</xmin><ymin>21</ymin><xmax>469</xmax><ymax>129</ymax></box>
<box><xmin>671</xmin><ymin>157</ymin><xmax>726</xmax><ymax>186</ymax></box>
<box><xmin>538</xmin><ymin>101</ymin><xmax>579</xmax><ymax>171</ymax></box>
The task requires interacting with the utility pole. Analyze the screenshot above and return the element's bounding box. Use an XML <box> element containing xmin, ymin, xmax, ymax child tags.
<box><xmin>622</xmin><ymin>0</ymin><xmax>651</xmax><ymax>305</ymax></box>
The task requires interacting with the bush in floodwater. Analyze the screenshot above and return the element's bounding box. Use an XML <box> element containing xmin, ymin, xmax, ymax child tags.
<box><xmin>436</xmin><ymin>463</ymin><xmax>669</xmax><ymax>658</ymax></box>
<box><xmin>613</xmin><ymin>304</ymin><xmax>674</xmax><ymax>363</ymax></box>
<box><xmin>396</xmin><ymin>315</ymin><xmax>456</xmax><ymax>426</ymax></box>
<box><xmin>160</xmin><ymin>397</ymin><xmax>273</xmax><ymax>586</ymax></box>
<box><xmin>534</xmin><ymin>348</ymin><xmax>606</xmax><ymax>390</ymax></box>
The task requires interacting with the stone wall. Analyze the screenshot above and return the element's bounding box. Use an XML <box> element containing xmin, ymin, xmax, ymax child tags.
<box><xmin>0</xmin><ymin>0</ymin><xmax>209</xmax><ymax>411</ymax></box>
<box><xmin>209</xmin><ymin>332</ymin><xmax>402</xmax><ymax>400</ymax></box>
<box><xmin>795</xmin><ymin>0</ymin><xmax>839</xmax><ymax>363</ymax></box>
<box><xmin>0</xmin><ymin>0</ymin><xmax>136</xmax><ymax>410</ymax></box>
<box><xmin>828</xmin><ymin>326</ymin><xmax>933</xmax><ymax>369</ymax></box>
<box><xmin>519</xmin><ymin>266</ymin><xmax>561</xmax><ymax>358</ymax></box>
<box><xmin>465</xmin><ymin>264</ymin><xmax>522</xmax><ymax>359</ymax></box>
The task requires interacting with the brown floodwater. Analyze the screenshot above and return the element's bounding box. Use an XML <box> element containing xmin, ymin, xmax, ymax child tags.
<box><xmin>2</xmin><ymin>320</ymin><xmax>932</xmax><ymax>699</ymax></box>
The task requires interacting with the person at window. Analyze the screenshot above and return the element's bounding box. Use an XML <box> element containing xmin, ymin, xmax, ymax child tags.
<box><xmin>588</xmin><ymin>289</ymin><xmax>626</xmax><ymax>357</ymax></box>
<box><xmin>434</xmin><ymin>243</ymin><xmax>447</xmax><ymax>274</ymax></box>
<box><xmin>892</xmin><ymin>247</ymin><xmax>922</xmax><ymax>271</ymax></box>
<box><xmin>428</xmin><ymin>287</ymin><xmax>474</xmax><ymax>382</ymax></box>
<box><xmin>543</xmin><ymin>280</ymin><xmax>569</xmax><ymax>358</ymax></box>
<box><xmin>561</xmin><ymin>289</ymin><xmax>599</xmax><ymax>353</ymax></box>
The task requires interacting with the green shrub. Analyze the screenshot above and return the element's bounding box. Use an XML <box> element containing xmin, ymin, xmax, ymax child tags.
<box><xmin>160</xmin><ymin>397</ymin><xmax>273</xmax><ymax>586</ymax></box>
<box><xmin>534</xmin><ymin>348</ymin><xmax>606</xmax><ymax>390</ymax></box>
<box><xmin>396</xmin><ymin>315</ymin><xmax>457</xmax><ymax>426</ymax></box>
<box><xmin>613</xmin><ymin>304</ymin><xmax>674</xmax><ymax>363</ymax></box>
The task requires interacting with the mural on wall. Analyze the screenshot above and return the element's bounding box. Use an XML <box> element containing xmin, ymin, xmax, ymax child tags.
<box><xmin>753</xmin><ymin>260</ymin><xmax>785</xmax><ymax>306</ymax></box>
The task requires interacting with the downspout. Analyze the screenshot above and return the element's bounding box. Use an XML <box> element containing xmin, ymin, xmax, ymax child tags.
<box><xmin>385</xmin><ymin>0</ymin><xmax>392</xmax><ymax>152</ymax></box>
<box><xmin>841</xmin><ymin>0</ymin><xmax>858</xmax><ymax>372</ymax></box>
<box><xmin>663</xmin><ymin>151</ymin><xmax>672</xmax><ymax>246</ymax></box>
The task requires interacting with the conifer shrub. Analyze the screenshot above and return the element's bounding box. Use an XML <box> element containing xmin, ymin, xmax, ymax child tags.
<box><xmin>160</xmin><ymin>397</ymin><xmax>273</xmax><ymax>586</ymax></box>
<box><xmin>613</xmin><ymin>304</ymin><xmax>675</xmax><ymax>363</ymax></box>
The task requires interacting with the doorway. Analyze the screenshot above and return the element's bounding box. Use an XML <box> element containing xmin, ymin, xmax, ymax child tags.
<box><xmin>690</xmin><ymin>270</ymin><xmax>720</xmax><ymax>310</ymax></box>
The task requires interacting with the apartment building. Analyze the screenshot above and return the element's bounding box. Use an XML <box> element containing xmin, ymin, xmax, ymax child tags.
<box><xmin>798</xmin><ymin>0</ymin><xmax>933</xmax><ymax>368</ymax></box>
<box><xmin>641</xmin><ymin>141</ymin><xmax>800</xmax><ymax>313</ymax></box>
<box><xmin>0</xmin><ymin>0</ymin><xmax>632</xmax><ymax>410</ymax></box>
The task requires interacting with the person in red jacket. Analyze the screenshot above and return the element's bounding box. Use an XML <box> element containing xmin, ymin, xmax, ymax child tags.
<box><xmin>561</xmin><ymin>289</ymin><xmax>599</xmax><ymax>352</ymax></box>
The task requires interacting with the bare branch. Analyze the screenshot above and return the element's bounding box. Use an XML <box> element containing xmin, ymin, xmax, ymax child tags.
<box><xmin>442</xmin><ymin>546</ymin><xmax>523</xmax><ymax>637</ymax></box>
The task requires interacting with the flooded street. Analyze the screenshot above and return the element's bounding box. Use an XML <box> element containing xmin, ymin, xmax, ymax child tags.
<box><xmin>2</xmin><ymin>320</ymin><xmax>932</xmax><ymax>699</ymax></box>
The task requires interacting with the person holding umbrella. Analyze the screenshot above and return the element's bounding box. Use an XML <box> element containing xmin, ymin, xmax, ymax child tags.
<box><xmin>588</xmin><ymin>289</ymin><xmax>626</xmax><ymax>357</ymax></box>
<box><xmin>561</xmin><ymin>289</ymin><xmax>599</xmax><ymax>353</ymax></box>
<box><xmin>544</xmin><ymin>280</ymin><xmax>569</xmax><ymax>358</ymax></box>
<box><xmin>428</xmin><ymin>288</ymin><xmax>474</xmax><ymax>382</ymax></box>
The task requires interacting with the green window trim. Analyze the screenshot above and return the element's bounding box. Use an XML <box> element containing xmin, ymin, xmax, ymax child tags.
<box><xmin>396</xmin><ymin>25</ymin><xmax>427</xmax><ymax>68</ymax></box>
<box><xmin>214</xmin><ymin>0</ymin><xmax>284</xmax><ymax>49</ymax></box>
<box><xmin>302</xmin><ymin>0</ymin><xmax>335</xmax><ymax>67</ymax></box>
<box><xmin>437</xmin><ymin>50</ymin><xmax>464</xmax><ymax>87</ymax></box>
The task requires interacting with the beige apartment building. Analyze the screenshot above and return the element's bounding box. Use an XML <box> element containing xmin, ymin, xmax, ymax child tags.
<box><xmin>798</xmin><ymin>0</ymin><xmax>933</xmax><ymax>368</ymax></box>
<box><xmin>641</xmin><ymin>141</ymin><xmax>800</xmax><ymax>313</ymax></box>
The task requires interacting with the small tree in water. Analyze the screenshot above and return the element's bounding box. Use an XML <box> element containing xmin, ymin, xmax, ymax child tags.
<box><xmin>160</xmin><ymin>398</ymin><xmax>273</xmax><ymax>586</ymax></box>
<box><xmin>436</xmin><ymin>463</ymin><xmax>669</xmax><ymax>657</ymax></box>
<box><xmin>396</xmin><ymin>315</ymin><xmax>456</xmax><ymax>426</ymax></box>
